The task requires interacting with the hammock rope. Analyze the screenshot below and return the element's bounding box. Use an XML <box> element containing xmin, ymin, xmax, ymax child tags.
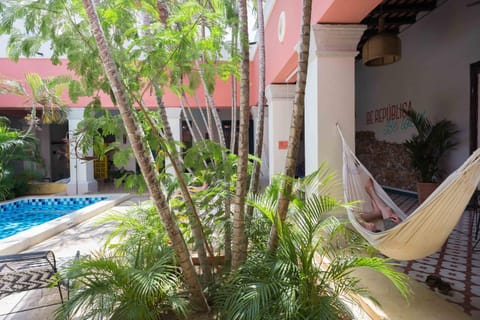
<box><xmin>338</xmin><ymin>125</ymin><xmax>480</xmax><ymax>260</ymax></box>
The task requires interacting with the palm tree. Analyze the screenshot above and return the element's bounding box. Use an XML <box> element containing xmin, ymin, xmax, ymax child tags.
<box><xmin>247</xmin><ymin>0</ymin><xmax>266</xmax><ymax>216</ymax></box>
<box><xmin>81</xmin><ymin>0</ymin><xmax>208</xmax><ymax>310</ymax></box>
<box><xmin>268</xmin><ymin>0</ymin><xmax>312</xmax><ymax>252</ymax></box>
<box><xmin>0</xmin><ymin>73</ymin><xmax>69</xmax><ymax>133</ymax></box>
<box><xmin>138</xmin><ymin>1</ymin><xmax>214</xmax><ymax>281</ymax></box>
<box><xmin>215</xmin><ymin>167</ymin><xmax>410</xmax><ymax>319</ymax></box>
<box><xmin>232</xmin><ymin>0</ymin><xmax>250</xmax><ymax>270</ymax></box>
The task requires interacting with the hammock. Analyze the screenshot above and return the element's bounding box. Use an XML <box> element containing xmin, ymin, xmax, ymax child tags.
<box><xmin>338</xmin><ymin>127</ymin><xmax>480</xmax><ymax>260</ymax></box>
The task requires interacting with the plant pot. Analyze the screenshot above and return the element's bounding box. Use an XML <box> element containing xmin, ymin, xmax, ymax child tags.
<box><xmin>416</xmin><ymin>182</ymin><xmax>440</xmax><ymax>204</ymax></box>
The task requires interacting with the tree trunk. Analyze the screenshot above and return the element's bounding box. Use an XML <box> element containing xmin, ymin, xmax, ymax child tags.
<box><xmin>146</xmin><ymin>1</ymin><xmax>213</xmax><ymax>280</ymax></box>
<box><xmin>138</xmin><ymin>1</ymin><xmax>214</xmax><ymax>278</ymax></box>
<box><xmin>268</xmin><ymin>0</ymin><xmax>312</xmax><ymax>253</ymax></box>
<box><xmin>180</xmin><ymin>95</ymin><xmax>202</xmax><ymax>143</ymax></box>
<box><xmin>225</xmin><ymin>8</ymin><xmax>239</xmax><ymax>268</ymax></box>
<box><xmin>232</xmin><ymin>0</ymin><xmax>250</xmax><ymax>269</ymax></box>
<box><xmin>247</xmin><ymin>0</ymin><xmax>266</xmax><ymax>216</ymax></box>
<box><xmin>151</xmin><ymin>85</ymin><xmax>213</xmax><ymax>281</ymax></box>
<box><xmin>198</xmin><ymin>64</ymin><xmax>227</xmax><ymax>150</ymax></box>
<box><xmin>198</xmin><ymin>62</ymin><xmax>234</xmax><ymax>270</ymax></box>
<box><xmin>82</xmin><ymin>0</ymin><xmax>209</xmax><ymax>310</ymax></box>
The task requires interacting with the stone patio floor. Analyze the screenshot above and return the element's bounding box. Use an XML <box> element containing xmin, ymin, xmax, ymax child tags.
<box><xmin>0</xmin><ymin>195</ymin><xmax>148</xmax><ymax>320</ymax></box>
<box><xmin>1</xmin><ymin>191</ymin><xmax>479</xmax><ymax>319</ymax></box>
<box><xmin>387</xmin><ymin>192</ymin><xmax>480</xmax><ymax>318</ymax></box>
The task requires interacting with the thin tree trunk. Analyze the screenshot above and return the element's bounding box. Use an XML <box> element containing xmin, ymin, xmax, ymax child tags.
<box><xmin>197</xmin><ymin>61</ymin><xmax>234</xmax><ymax>270</ymax></box>
<box><xmin>230</xmin><ymin>76</ymin><xmax>237</xmax><ymax>153</ymax></box>
<box><xmin>225</xmin><ymin>24</ymin><xmax>237</xmax><ymax>267</ymax></box>
<box><xmin>198</xmin><ymin>64</ymin><xmax>227</xmax><ymax>149</ymax></box>
<box><xmin>194</xmin><ymin>93</ymin><xmax>214</xmax><ymax>140</ymax></box>
<box><xmin>82</xmin><ymin>0</ymin><xmax>209</xmax><ymax>310</ymax></box>
<box><xmin>230</xmin><ymin>10</ymin><xmax>239</xmax><ymax>154</ymax></box>
<box><xmin>268</xmin><ymin>0</ymin><xmax>312</xmax><ymax>253</ymax></box>
<box><xmin>180</xmin><ymin>94</ymin><xmax>202</xmax><ymax>142</ymax></box>
<box><xmin>247</xmin><ymin>0</ymin><xmax>266</xmax><ymax>216</ymax></box>
<box><xmin>150</xmin><ymin>1</ymin><xmax>213</xmax><ymax>278</ymax></box>
<box><xmin>138</xmin><ymin>2</ymin><xmax>213</xmax><ymax>278</ymax></box>
<box><xmin>180</xmin><ymin>107</ymin><xmax>198</xmax><ymax>143</ymax></box>
<box><xmin>151</xmin><ymin>84</ymin><xmax>213</xmax><ymax>280</ymax></box>
<box><xmin>232</xmin><ymin>0</ymin><xmax>250</xmax><ymax>269</ymax></box>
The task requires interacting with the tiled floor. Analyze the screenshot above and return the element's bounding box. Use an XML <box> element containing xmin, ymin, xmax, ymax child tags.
<box><xmin>387</xmin><ymin>192</ymin><xmax>480</xmax><ymax>318</ymax></box>
<box><xmin>0</xmin><ymin>196</ymin><xmax>147</xmax><ymax>319</ymax></box>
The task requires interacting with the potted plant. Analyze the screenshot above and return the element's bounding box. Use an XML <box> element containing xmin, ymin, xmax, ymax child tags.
<box><xmin>403</xmin><ymin>109</ymin><xmax>459</xmax><ymax>203</ymax></box>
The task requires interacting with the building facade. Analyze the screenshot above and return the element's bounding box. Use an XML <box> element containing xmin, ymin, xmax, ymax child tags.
<box><xmin>1</xmin><ymin>0</ymin><xmax>478</xmax><ymax>194</ymax></box>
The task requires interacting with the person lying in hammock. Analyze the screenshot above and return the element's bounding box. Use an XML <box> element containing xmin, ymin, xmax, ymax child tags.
<box><xmin>358</xmin><ymin>178</ymin><xmax>402</xmax><ymax>232</ymax></box>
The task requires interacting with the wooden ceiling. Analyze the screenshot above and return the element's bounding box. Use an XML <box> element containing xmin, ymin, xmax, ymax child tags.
<box><xmin>357</xmin><ymin>0</ymin><xmax>438</xmax><ymax>57</ymax></box>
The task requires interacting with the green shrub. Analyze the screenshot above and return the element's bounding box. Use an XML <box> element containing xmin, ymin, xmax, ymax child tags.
<box><xmin>214</xmin><ymin>166</ymin><xmax>410</xmax><ymax>319</ymax></box>
<box><xmin>55</xmin><ymin>204</ymin><xmax>189</xmax><ymax>320</ymax></box>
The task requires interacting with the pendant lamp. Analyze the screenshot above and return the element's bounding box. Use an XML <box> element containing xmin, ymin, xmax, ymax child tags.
<box><xmin>362</xmin><ymin>16</ymin><xmax>401</xmax><ymax>66</ymax></box>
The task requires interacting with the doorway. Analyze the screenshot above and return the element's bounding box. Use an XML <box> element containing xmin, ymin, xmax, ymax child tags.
<box><xmin>469</xmin><ymin>61</ymin><xmax>480</xmax><ymax>153</ymax></box>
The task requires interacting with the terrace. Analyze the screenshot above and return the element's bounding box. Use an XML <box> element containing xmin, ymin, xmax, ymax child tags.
<box><xmin>0</xmin><ymin>190</ymin><xmax>478</xmax><ymax>319</ymax></box>
<box><xmin>0</xmin><ymin>0</ymin><xmax>479</xmax><ymax>319</ymax></box>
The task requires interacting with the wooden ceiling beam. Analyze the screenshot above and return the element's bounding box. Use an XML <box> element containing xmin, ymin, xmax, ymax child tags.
<box><xmin>362</xmin><ymin>16</ymin><xmax>417</xmax><ymax>26</ymax></box>
<box><xmin>370</xmin><ymin>2</ymin><xmax>437</xmax><ymax>15</ymax></box>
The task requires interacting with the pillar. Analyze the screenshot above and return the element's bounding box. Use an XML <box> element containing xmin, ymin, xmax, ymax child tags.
<box><xmin>305</xmin><ymin>24</ymin><xmax>366</xmax><ymax>182</ymax></box>
<box><xmin>66</xmin><ymin>108</ymin><xmax>98</xmax><ymax>195</ymax></box>
<box><xmin>266</xmin><ymin>84</ymin><xmax>295</xmax><ymax>181</ymax></box>
<box><xmin>165</xmin><ymin>108</ymin><xmax>182</xmax><ymax>175</ymax></box>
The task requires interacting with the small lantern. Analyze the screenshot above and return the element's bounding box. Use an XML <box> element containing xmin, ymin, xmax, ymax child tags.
<box><xmin>362</xmin><ymin>16</ymin><xmax>401</xmax><ymax>66</ymax></box>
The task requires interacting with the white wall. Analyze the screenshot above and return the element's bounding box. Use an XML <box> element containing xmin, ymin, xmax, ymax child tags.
<box><xmin>356</xmin><ymin>0</ymin><xmax>480</xmax><ymax>173</ymax></box>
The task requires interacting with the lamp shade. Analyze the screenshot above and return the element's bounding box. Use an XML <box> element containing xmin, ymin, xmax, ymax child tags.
<box><xmin>362</xmin><ymin>32</ymin><xmax>401</xmax><ymax>66</ymax></box>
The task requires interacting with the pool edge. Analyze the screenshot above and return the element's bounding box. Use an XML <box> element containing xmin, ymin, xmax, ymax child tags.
<box><xmin>0</xmin><ymin>193</ymin><xmax>132</xmax><ymax>255</ymax></box>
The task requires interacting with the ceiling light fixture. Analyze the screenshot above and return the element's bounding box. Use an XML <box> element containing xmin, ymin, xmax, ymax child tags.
<box><xmin>362</xmin><ymin>16</ymin><xmax>401</xmax><ymax>66</ymax></box>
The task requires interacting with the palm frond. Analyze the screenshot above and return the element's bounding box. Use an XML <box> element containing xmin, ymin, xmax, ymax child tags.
<box><xmin>219</xmin><ymin>164</ymin><xmax>412</xmax><ymax>318</ymax></box>
<box><xmin>56</xmin><ymin>204</ymin><xmax>187</xmax><ymax>320</ymax></box>
<box><xmin>0</xmin><ymin>77</ymin><xmax>27</xmax><ymax>96</ymax></box>
<box><xmin>297</xmin><ymin>162</ymin><xmax>340</xmax><ymax>196</ymax></box>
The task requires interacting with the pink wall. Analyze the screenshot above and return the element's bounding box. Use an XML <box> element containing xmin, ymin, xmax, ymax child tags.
<box><xmin>0</xmin><ymin>0</ymin><xmax>380</xmax><ymax>110</ymax></box>
<box><xmin>0</xmin><ymin>58</ymin><xmax>237</xmax><ymax>109</ymax></box>
<box><xmin>249</xmin><ymin>0</ymin><xmax>381</xmax><ymax>106</ymax></box>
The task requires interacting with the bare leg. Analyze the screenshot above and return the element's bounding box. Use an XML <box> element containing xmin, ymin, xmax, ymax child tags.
<box><xmin>360</xmin><ymin>200</ymin><xmax>382</xmax><ymax>222</ymax></box>
<box><xmin>365</xmin><ymin>178</ymin><xmax>401</xmax><ymax>223</ymax></box>
<box><xmin>358</xmin><ymin>219</ymin><xmax>379</xmax><ymax>232</ymax></box>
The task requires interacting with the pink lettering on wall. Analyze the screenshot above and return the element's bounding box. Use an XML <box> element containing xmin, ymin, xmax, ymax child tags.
<box><xmin>365</xmin><ymin>101</ymin><xmax>413</xmax><ymax>125</ymax></box>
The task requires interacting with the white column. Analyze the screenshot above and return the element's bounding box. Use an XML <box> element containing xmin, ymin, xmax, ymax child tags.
<box><xmin>165</xmin><ymin>108</ymin><xmax>182</xmax><ymax>175</ymax></box>
<box><xmin>305</xmin><ymin>24</ymin><xmax>366</xmax><ymax>181</ymax></box>
<box><xmin>266</xmin><ymin>84</ymin><xmax>295</xmax><ymax>181</ymax></box>
<box><xmin>250</xmin><ymin>106</ymin><xmax>270</xmax><ymax>189</ymax></box>
<box><xmin>66</xmin><ymin>108</ymin><xmax>98</xmax><ymax>195</ymax></box>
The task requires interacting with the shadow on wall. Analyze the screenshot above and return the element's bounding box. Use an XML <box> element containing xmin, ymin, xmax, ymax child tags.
<box><xmin>356</xmin><ymin>131</ymin><xmax>416</xmax><ymax>191</ymax></box>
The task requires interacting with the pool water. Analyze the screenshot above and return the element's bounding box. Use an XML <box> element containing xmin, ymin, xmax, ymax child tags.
<box><xmin>0</xmin><ymin>196</ymin><xmax>107</xmax><ymax>240</ymax></box>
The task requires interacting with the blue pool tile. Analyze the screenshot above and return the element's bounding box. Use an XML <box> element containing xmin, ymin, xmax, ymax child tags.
<box><xmin>0</xmin><ymin>196</ymin><xmax>107</xmax><ymax>240</ymax></box>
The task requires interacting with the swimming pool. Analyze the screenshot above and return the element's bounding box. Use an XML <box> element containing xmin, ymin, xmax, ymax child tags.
<box><xmin>0</xmin><ymin>194</ymin><xmax>131</xmax><ymax>255</ymax></box>
<box><xmin>0</xmin><ymin>196</ymin><xmax>107</xmax><ymax>240</ymax></box>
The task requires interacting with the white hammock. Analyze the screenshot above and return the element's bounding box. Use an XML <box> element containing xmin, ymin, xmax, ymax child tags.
<box><xmin>338</xmin><ymin>127</ymin><xmax>480</xmax><ymax>260</ymax></box>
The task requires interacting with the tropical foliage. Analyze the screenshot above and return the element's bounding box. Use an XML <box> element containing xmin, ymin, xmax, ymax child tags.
<box><xmin>55</xmin><ymin>205</ymin><xmax>189</xmax><ymax>320</ymax></box>
<box><xmin>0</xmin><ymin>117</ymin><xmax>41</xmax><ymax>200</ymax></box>
<box><xmin>0</xmin><ymin>0</ymin><xmax>412</xmax><ymax>317</ymax></box>
<box><xmin>0</xmin><ymin>73</ymin><xmax>69</xmax><ymax>132</ymax></box>
<box><xmin>403</xmin><ymin>109</ymin><xmax>459</xmax><ymax>182</ymax></box>
<box><xmin>215</xmin><ymin>167</ymin><xmax>410</xmax><ymax>319</ymax></box>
